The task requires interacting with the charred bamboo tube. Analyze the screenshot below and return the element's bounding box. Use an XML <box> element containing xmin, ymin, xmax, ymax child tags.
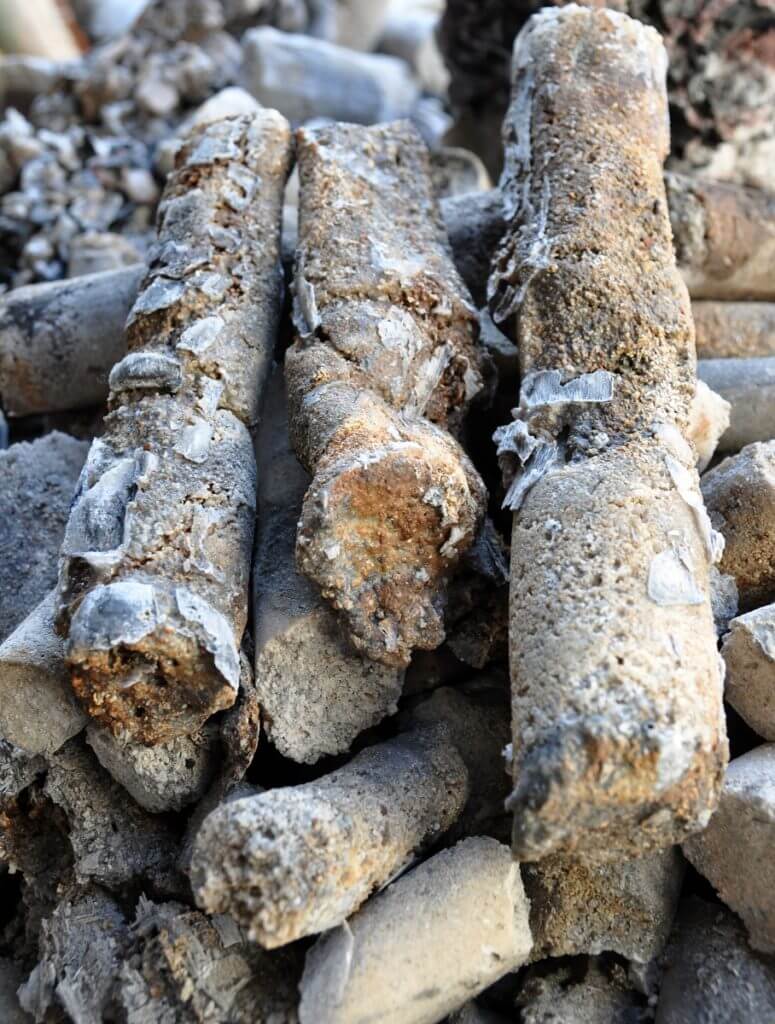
<box><xmin>0</xmin><ymin>265</ymin><xmax>144</xmax><ymax>417</ymax></box>
<box><xmin>667</xmin><ymin>173</ymin><xmax>775</xmax><ymax>301</ymax></box>
<box><xmin>287</xmin><ymin>120</ymin><xmax>487</xmax><ymax>669</ymax></box>
<box><xmin>698</xmin><ymin>357</ymin><xmax>775</xmax><ymax>453</ymax></box>
<box><xmin>55</xmin><ymin>113</ymin><xmax>293</xmax><ymax>745</ymax></box>
<box><xmin>298</xmin><ymin>837</ymin><xmax>533</xmax><ymax>1024</ymax></box>
<box><xmin>489</xmin><ymin>8</ymin><xmax>727</xmax><ymax>861</ymax></box>
<box><xmin>191</xmin><ymin>685</ymin><xmax>507</xmax><ymax>947</ymax></box>
<box><xmin>693</xmin><ymin>301</ymin><xmax>775</xmax><ymax>360</ymax></box>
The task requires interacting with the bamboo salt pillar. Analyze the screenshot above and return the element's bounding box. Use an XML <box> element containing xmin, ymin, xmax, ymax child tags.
<box><xmin>55</xmin><ymin>113</ymin><xmax>292</xmax><ymax>745</ymax></box>
<box><xmin>489</xmin><ymin>8</ymin><xmax>727</xmax><ymax>861</ymax></box>
<box><xmin>286</xmin><ymin>121</ymin><xmax>487</xmax><ymax>669</ymax></box>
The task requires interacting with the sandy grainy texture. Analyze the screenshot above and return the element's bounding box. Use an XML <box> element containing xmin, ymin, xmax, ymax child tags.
<box><xmin>683</xmin><ymin>744</ymin><xmax>775</xmax><ymax>954</ymax></box>
<box><xmin>488</xmin><ymin>7</ymin><xmax>726</xmax><ymax>862</ymax></box>
<box><xmin>702</xmin><ymin>441</ymin><xmax>775</xmax><ymax>611</ymax></box>
<box><xmin>693</xmin><ymin>301</ymin><xmax>775</xmax><ymax>360</ymax></box>
<box><xmin>524</xmin><ymin>846</ymin><xmax>683</xmax><ymax>963</ymax></box>
<box><xmin>55</xmin><ymin>113</ymin><xmax>292</xmax><ymax>744</ymax></box>
<box><xmin>722</xmin><ymin>604</ymin><xmax>775</xmax><ymax>741</ymax></box>
<box><xmin>0</xmin><ymin>432</ymin><xmax>87</xmax><ymax>643</ymax></box>
<box><xmin>191</xmin><ymin>720</ymin><xmax>468</xmax><ymax>947</ymax></box>
<box><xmin>0</xmin><ymin>264</ymin><xmax>143</xmax><ymax>416</ymax></box>
<box><xmin>287</xmin><ymin>120</ymin><xmax>487</xmax><ymax>668</ymax></box>
<box><xmin>655</xmin><ymin>898</ymin><xmax>775</xmax><ymax>1024</ymax></box>
<box><xmin>86</xmin><ymin>719</ymin><xmax>219</xmax><ymax>813</ymax></box>
<box><xmin>298</xmin><ymin>837</ymin><xmax>532</xmax><ymax>1024</ymax></box>
<box><xmin>666</xmin><ymin>172</ymin><xmax>775</xmax><ymax>301</ymax></box>
<box><xmin>253</xmin><ymin>368</ymin><xmax>403</xmax><ymax>764</ymax></box>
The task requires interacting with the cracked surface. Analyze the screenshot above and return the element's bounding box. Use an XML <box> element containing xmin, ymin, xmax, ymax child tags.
<box><xmin>55</xmin><ymin>112</ymin><xmax>292</xmax><ymax>743</ymax></box>
<box><xmin>287</xmin><ymin>120</ymin><xmax>487</xmax><ymax>668</ymax></box>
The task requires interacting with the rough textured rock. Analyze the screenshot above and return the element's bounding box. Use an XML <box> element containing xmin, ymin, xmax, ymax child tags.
<box><xmin>43</xmin><ymin>738</ymin><xmax>180</xmax><ymax>893</ymax></box>
<box><xmin>117</xmin><ymin>898</ymin><xmax>303</xmax><ymax>1024</ymax></box>
<box><xmin>18</xmin><ymin>885</ymin><xmax>131</xmax><ymax>1024</ymax></box>
<box><xmin>517</xmin><ymin>957</ymin><xmax>649</xmax><ymax>1024</ymax></box>
<box><xmin>702</xmin><ymin>441</ymin><xmax>775</xmax><ymax>611</ymax></box>
<box><xmin>287</xmin><ymin>119</ymin><xmax>487</xmax><ymax>669</ymax></box>
<box><xmin>86</xmin><ymin>719</ymin><xmax>219</xmax><ymax>813</ymax></box>
<box><xmin>253</xmin><ymin>367</ymin><xmax>403</xmax><ymax>764</ymax></box>
<box><xmin>18</xmin><ymin>889</ymin><xmax>303</xmax><ymax>1024</ymax></box>
<box><xmin>0</xmin><ymin>432</ymin><xmax>88</xmax><ymax>643</ymax></box>
<box><xmin>241</xmin><ymin>27</ymin><xmax>418</xmax><ymax>125</ymax></box>
<box><xmin>698</xmin><ymin>357</ymin><xmax>775</xmax><ymax>455</ymax></box>
<box><xmin>0</xmin><ymin>264</ymin><xmax>142</xmax><ymax>416</ymax></box>
<box><xmin>655</xmin><ymin>897</ymin><xmax>775</xmax><ymax>1024</ymax></box>
<box><xmin>683</xmin><ymin>744</ymin><xmax>775</xmax><ymax>954</ymax></box>
<box><xmin>298</xmin><ymin>837</ymin><xmax>533</xmax><ymax>1024</ymax></box>
<box><xmin>722</xmin><ymin>604</ymin><xmax>775</xmax><ymax>741</ymax></box>
<box><xmin>524</xmin><ymin>847</ymin><xmax>684</xmax><ymax>964</ymax></box>
<box><xmin>666</xmin><ymin>173</ymin><xmax>775</xmax><ymax>301</ymax></box>
<box><xmin>0</xmin><ymin>591</ymin><xmax>87</xmax><ymax>756</ymax></box>
<box><xmin>191</xmin><ymin>719</ymin><xmax>469</xmax><ymax>947</ymax></box>
<box><xmin>55</xmin><ymin>113</ymin><xmax>292</xmax><ymax>744</ymax></box>
<box><xmin>488</xmin><ymin>7</ymin><xmax>726</xmax><ymax>862</ymax></box>
<box><xmin>693</xmin><ymin>301</ymin><xmax>775</xmax><ymax>360</ymax></box>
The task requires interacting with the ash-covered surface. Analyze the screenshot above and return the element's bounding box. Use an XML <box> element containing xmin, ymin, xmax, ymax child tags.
<box><xmin>1</xmin><ymin>2</ymin><xmax>774</xmax><ymax>1023</ymax></box>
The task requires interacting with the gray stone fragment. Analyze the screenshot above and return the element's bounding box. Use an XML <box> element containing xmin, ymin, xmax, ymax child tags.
<box><xmin>379</xmin><ymin>5</ymin><xmax>449</xmax><ymax>96</ymax></box>
<box><xmin>683</xmin><ymin>744</ymin><xmax>775</xmax><ymax>953</ymax></box>
<box><xmin>117</xmin><ymin>898</ymin><xmax>303</xmax><ymax>1024</ymax></box>
<box><xmin>86</xmin><ymin>719</ymin><xmax>219</xmax><ymax>813</ymax></box>
<box><xmin>18</xmin><ymin>886</ymin><xmax>130</xmax><ymax>1024</ymax></box>
<box><xmin>0</xmin><ymin>591</ymin><xmax>87</xmax><ymax>756</ymax></box>
<box><xmin>253</xmin><ymin>368</ymin><xmax>403</xmax><ymax>764</ymax></box>
<box><xmin>43</xmin><ymin>738</ymin><xmax>181</xmax><ymax>893</ymax></box>
<box><xmin>241</xmin><ymin>26</ymin><xmax>419</xmax><ymax>125</ymax></box>
<box><xmin>0</xmin><ymin>958</ymin><xmax>31</xmax><ymax>1024</ymax></box>
<box><xmin>702</xmin><ymin>441</ymin><xmax>775</xmax><ymax>611</ymax></box>
<box><xmin>67</xmin><ymin>231</ymin><xmax>143</xmax><ymax>278</ymax></box>
<box><xmin>656</xmin><ymin>898</ymin><xmax>775</xmax><ymax>1024</ymax></box>
<box><xmin>698</xmin><ymin>356</ymin><xmax>775</xmax><ymax>454</ymax></box>
<box><xmin>298</xmin><ymin>837</ymin><xmax>532</xmax><ymax>1024</ymax></box>
<box><xmin>524</xmin><ymin>847</ymin><xmax>684</xmax><ymax>964</ymax></box>
<box><xmin>0</xmin><ymin>433</ymin><xmax>88</xmax><ymax>643</ymax></box>
<box><xmin>0</xmin><ymin>739</ymin><xmax>45</xmax><ymax>800</ymax></box>
<box><xmin>517</xmin><ymin>958</ymin><xmax>649</xmax><ymax>1024</ymax></box>
<box><xmin>722</xmin><ymin>603</ymin><xmax>775</xmax><ymax>740</ymax></box>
